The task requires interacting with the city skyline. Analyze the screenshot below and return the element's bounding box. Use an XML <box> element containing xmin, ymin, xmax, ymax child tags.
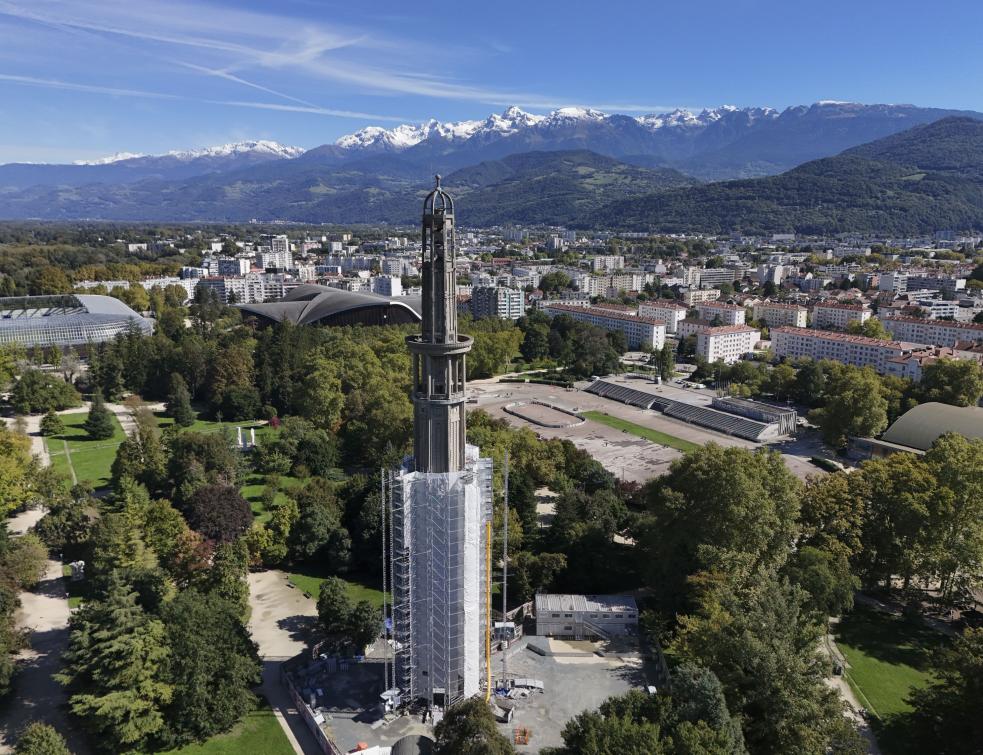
<box><xmin>0</xmin><ymin>0</ymin><xmax>981</xmax><ymax>163</ymax></box>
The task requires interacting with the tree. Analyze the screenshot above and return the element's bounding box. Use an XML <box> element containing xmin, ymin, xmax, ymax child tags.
<box><xmin>111</xmin><ymin>412</ymin><xmax>166</xmax><ymax>493</ymax></box>
<box><xmin>316</xmin><ymin>576</ymin><xmax>352</xmax><ymax>640</ymax></box>
<box><xmin>1</xmin><ymin>534</ymin><xmax>49</xmax><ymax>590</ymax></box>
<box><xmin>655</xmin><ymin>343</ymin><xmax>676</xmax><ymax>382</ymax></box>
<box><xmin>167</xmin><ymin>431</ymin><xmax>241</xmax><ymax>504</ymax></box>
<box><xmin>10</xmin><ymin>370</ymin><xmax>81</xmax><ymax>414</ymax></box>
<box><xmin>639</xmin><ymin>444</ymin><xmax>801</xmax><ymax>612</ymax></box>
<box><xmin>160</xmin><ymin>590</ymin><xmax>261</xmax><ymax>746</ymax></box>
<box><xmin>919</xmin><ymin>358</ymin><xmax>983</xmax><ymax>407</ymax></box>
<box><xmin>808</xmin><ymin>366</ymin><xmax>888</xmax><ymax>448</ymax></box>
<box><xmin>765</xmin><ymin>362</ymin><xmax>797</xmax><ymax>400</ymax></box>
<box><xmin>674</xmin><ymin>569</ymin><xmax>862</xmax><ymax>755</ymax></box>
<box><xmin>433</xmin><ymin>698</ymin><xmax>515</xmax><ymax>755</ymax></box>
<box><xmin>793</xmin><ymin>359</ymin><xmax>826</xmax><ymax>407</ymax></box>
<box><xmin>166</xmin><ymin>373</ymin><xmax>196</xmax><ymax>427</ymax></box>
<box><xmin>907</xmin><ymin>628</ymin><xmax>983</xmax><ymax>754</ymax></box>
<box><xmin>83</xmin><ymin>392</ymin><xmax>115</xmax><ymax>441</ymax></box>
<box><xmin>39</xmin><ymin>410</ymin><xmax>65</xmax><ymax>437</ymax></box>
<box><xmin>509</xmin><ymin>551</ymin><xmax>567</xmax><ymax>603</ymax></box>
<box><xmin>783</xmin><ymin>546</ymin><xmax>857</xmax><ymax>618</ymax></box>
<box><xmin>539</xmin><ymin>271</ymin><xmax>573</xmax><ymax>294</ymax></box>
<box><xmin>34</xmin><ymin>486</ymin><xmax>94</xmax><ymax>560</ymax></box>
<box><xmin>348</xmin><ymin>600</ymin><xmax>381</xmax><ymax>652</ymax></box>
<box><xmin>30</xmin><ymin>266</ymin><xmax>72</xmax><ymax>294</ymax></box>
<box><xmin>922</xmin><ymin>434</ymin><xmax>983</xmax><ymax>601</ymax></box>
<box><xmin>852</xmin><ymin>452</ymin><xmax>937</xmax><ymax>589</ymax></box>
<box><xmin>846</xmin><ymin>318</ymin><xmax>889</xmax><ymax>339</ymax></box>
<box><xmin>14</xmin><ymin>722</ymin><xmax>71</xmax><ymax>755</ymax></box>
<box><xmin>288</xmin><ymin>480</ymin><xmax>351</xmax><ymax>568</ymax></box>
<box><xmin>185</xmin><ymin>484</ymin><xmax>252</xmax><ymax>543</ymax></box>
<box><xmin>0</xmin><ymin>425</ymin><xmax>41</xmax><ymax>516</ymax></box>
<box><xmin>57</xmin><ymin>576</ymin><xmax>173</xmax><ymax>752</ymax></box>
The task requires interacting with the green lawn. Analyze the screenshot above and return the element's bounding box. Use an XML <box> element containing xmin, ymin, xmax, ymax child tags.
<box><xmin>159</xmin><ymin>700</ymin><xmax>293</xmax><ymax>755</ymax></box>
<box><xmin>155</xmin><ymin>411</ymin><xmax>269</xmax><ymax>438</ymax></box>
<box><xmin>288</xmin><ymin>570</ymin><xmax>387</xmax><ymax>608</ymax></box>
<box><xmin>582</xmin><ymin>410</ymin><xmax>701</xmax><ymax>453</ymax></box>
<box><xmin>240</xmin><ymin>474</ymin><xmax>302</xmax><ymax>524</ymax></box>
<box><xmin>44</xmin><ymin>411</ymin><xmax>126</xmax><ymax>489</ymax></box>
<box><xmin>835</xmin><ymin>607</ymin><xmax>945</xmax><ymax>719</ymax></box>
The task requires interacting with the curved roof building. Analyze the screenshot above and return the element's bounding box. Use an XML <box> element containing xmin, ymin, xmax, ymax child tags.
<box><xmin>237</xmin><ymin>284</ymin><xmax>421</xmax><ymax>327</ymax></box>
<box><xmin>0</xmin><ymin>294</ymin><xmax>153</xmax><ymax>349</ymax></box>
<box><xmin>855</xmin><ymin>401</ymin><xmax>983</xmax><ymax>458</ymax></box>
<box><xmin>880</xmin><ymin>402</ymin><xmax>983</xmax><ymax>451</ymax></box>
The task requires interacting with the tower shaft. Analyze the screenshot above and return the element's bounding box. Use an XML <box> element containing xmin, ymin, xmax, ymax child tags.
<box><xmin>407</xmin><ymin>176</ymin><xmax>472</xmax><ymax>473</ymax></box>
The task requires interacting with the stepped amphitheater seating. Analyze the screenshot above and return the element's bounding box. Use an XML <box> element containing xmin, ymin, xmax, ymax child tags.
<box><xmin>585</xmin><ymin>380</ymin><xmax>774</xmax><ymax>441</ymax></box>
<box><xmin>585</xmin><ymin>380</ymin><xmax>662</xmax><ymax>410</ymax></box>
<box><xmin>662</xmin><ymin>402</ymin><xmax>770</xmax><ymax>441</ymax></box>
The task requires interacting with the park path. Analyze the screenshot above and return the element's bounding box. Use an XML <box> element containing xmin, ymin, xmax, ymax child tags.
<box><xmin>0</xmin><ymin>559</ymin><xmax>88</xmax><ymax>755</ymax></box>
<box><xmin>247</xmin><ymin>570</ymin><xmax>322</xmax><ymax>755</ymax></box>
<box><xmin>823</xmin><ymin>619</ymin><xmax>881</xmax><ymax>755</ymax></box>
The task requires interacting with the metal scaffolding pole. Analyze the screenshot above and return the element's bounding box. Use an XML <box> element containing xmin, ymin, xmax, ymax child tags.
<box><xmin>502</xmin><ymin>450</ymin><xmax>509</xmax><ymax>689</ymax></box>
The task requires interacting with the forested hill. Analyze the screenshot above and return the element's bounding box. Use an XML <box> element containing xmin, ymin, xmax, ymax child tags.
<box><xmin>440</xmin><ymin>150</ymin><xmax>698</xmax><ymax>227</ymax></box>
<box><xmin>0</xmin><ymin>149</ymin><xmax>694</xmax><ymax>225</ymax></box>
<box><xmin>590</xmin><ymin>117</ymin><xmax>983</xmax><ymax>235</ymax></box>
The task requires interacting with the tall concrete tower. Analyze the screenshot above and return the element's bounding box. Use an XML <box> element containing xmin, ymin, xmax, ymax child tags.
<box><xmin>387</xmin><ymin>177</ymin><xmax>492</xmax><ymax>710</ymax></box>
<box><xmin>410</xmin><ymin>176</ymin><xmax>470</xmax><ymax>473</ymax></box>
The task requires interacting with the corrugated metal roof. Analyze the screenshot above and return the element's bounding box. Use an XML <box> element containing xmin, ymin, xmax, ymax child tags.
<box><xmin>535</xmin><ymin>594</ymin><xmax>637</xmax><ymax>614</ymax></box>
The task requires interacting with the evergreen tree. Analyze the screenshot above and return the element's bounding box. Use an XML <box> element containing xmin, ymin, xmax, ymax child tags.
<box><xmin>166</xmin><ymin>373</ymin><xmax>196</xmax><ymax>427</ymax></box>
<box><xmin>83</xmin><ymin>392</ymin><xmax>115</xmax><ymax>441</ymax></box>
<box><xmin>39</xmin><ymin>410</ymin><xmax>65</xmax><ymax>437</ymax></box>
<box><xmin>14</xmin><ymin>722</ymin><xmax>71</xmax><ymax>755</ymax></box>
<box><xmin>56</xmin><ymin>575</ymin><xmax>173</xmax><ymax>752</ymax></box>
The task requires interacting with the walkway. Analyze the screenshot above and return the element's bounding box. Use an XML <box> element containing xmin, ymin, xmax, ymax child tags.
<box><xmin>822</xmin><ymin>618</ymin><xmax>881</xmax><ymax>755</ymax></box>
<box><xmin>0</xmin><ymin>560</ymin><xmax>88</xmax><ymax>754</ymax></box>
<box><xmin>247</xmin><ymin>570</ymin><xmax>321</xmax><ymax>755</ymax></box>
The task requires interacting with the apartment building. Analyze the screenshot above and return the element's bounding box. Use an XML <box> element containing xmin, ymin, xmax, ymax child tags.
<box><xmin>542</xmin><ymin>303</ymin><xmax>665</xmax><ymax>350</ymax></box>
<box><xmin>470</xmin><ymin>286</ymin><xmax>524</xmax><ymax>320</ymax></box>
<box><xmin>884</xmin><ymin>346</ymin><xmax>983</xmax><ymax>381</ymax></box>
<box><xmin>590</xmin><ymin>255</ymin><xmax>624</xmax><ymax>273</ymax></box>
<box><xmin>677</xmin><ymin>318</ymin><xmax>712</xmax><ymax>339</ymax></box>
<box><xmin>697</xmin><ymin>301</ymin><xmax>746</xmax><ymax>326</ymax></box>
<box><xmin>638</xmin><ymin>300</ymin><xmax>688</xmax><ymax>334</ymax></box>
<box><xmin>697</xmin><ymin>267</ymin><xmax>739</xmax><ymax>289</ymax></box>
<box><xmin>772</xmin><ymin>327</ymin><xmax>921</xmax><ymax>374</ymax></box>
<box><xmin>881</xmin><ymin>316</ymin><xmax>983</xmax><ymax>347</ymax></box>
<box><xmin>680</xmin><ymin>288</ymin><xmax>722</xmax><ymax>306</ymax></box>
<box><xmin>752</xmin><ymin>301</ymin><xmax>808</xmax><ymax>328</ymax></box>
<box><xmin>696</xmin><ymin>325</ymin><xmax>761</xmax><ymax>364</ymax></box>
<box><xmin>812</xmin><ymin>301</ymin><xmax>871</xmax><ymax>330</ymax></box>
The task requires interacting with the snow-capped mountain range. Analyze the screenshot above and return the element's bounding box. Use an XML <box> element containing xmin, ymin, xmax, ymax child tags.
<box><xmin>332</xmin><ymin>105</ymin><xmax>780</xmax><ymax>153</ymax></box>
<box><xmin>74</xmin><ymin>140</ymin><xmax>305</xmax><ymax>166</ymax></box>
<box><xmin>1</xmin><ymin>100</ymin><xmax>981</xmax><ymax>199</ymax></box>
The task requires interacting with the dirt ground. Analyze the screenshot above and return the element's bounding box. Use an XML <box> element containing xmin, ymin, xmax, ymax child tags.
<box><xmin>470</xmin><ymin>377</ymin><xmax>827</xmax><ymax>482</ymax></box>
<box><xmin>247</xmin><ymin>569</ymin><xmax>323</xmax><ymax>755</ymax></box>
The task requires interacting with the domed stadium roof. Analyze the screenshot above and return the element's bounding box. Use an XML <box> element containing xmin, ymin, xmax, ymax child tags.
<box><xmin>0</xmin><ymin>294</ymin><xmax>153</xmax><ymax>349</ymax></box>
<box><xmin>237</xmin><ymin>284</ymin><xmax>421</xmax><ymax>328</ymax></box>
<box><xmin>880</xmin><ymin>402</ymin><xmax>983</xmax><ymax>451</ymax></box>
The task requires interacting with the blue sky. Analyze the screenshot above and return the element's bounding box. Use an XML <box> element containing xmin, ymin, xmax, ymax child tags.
<box><xmin>0</xmin><ymin>0</ymin><xmax>980</xmax><ymax>163</ymax></box>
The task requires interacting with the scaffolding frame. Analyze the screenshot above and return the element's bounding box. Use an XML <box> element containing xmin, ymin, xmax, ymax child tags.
<box><xmin>384</xmin><ymin>450</ymin><xmax>493</xmax><ymax>711</ymax></box>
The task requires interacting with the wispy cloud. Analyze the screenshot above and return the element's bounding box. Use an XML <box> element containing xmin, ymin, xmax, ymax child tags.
<box><xmin>0</xmin><ymin>71</ymin><xmax>407</xmax><ymax>121</ymax></box>
<box><xmin>0</xmin><ymin>72</ymin><xmax>180</xmax><ymax>100</ymax></box>
<box><xmin>0</xmin><ymin>0</ymin><xmax>683</xmax><ymax>116</ymax></box>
